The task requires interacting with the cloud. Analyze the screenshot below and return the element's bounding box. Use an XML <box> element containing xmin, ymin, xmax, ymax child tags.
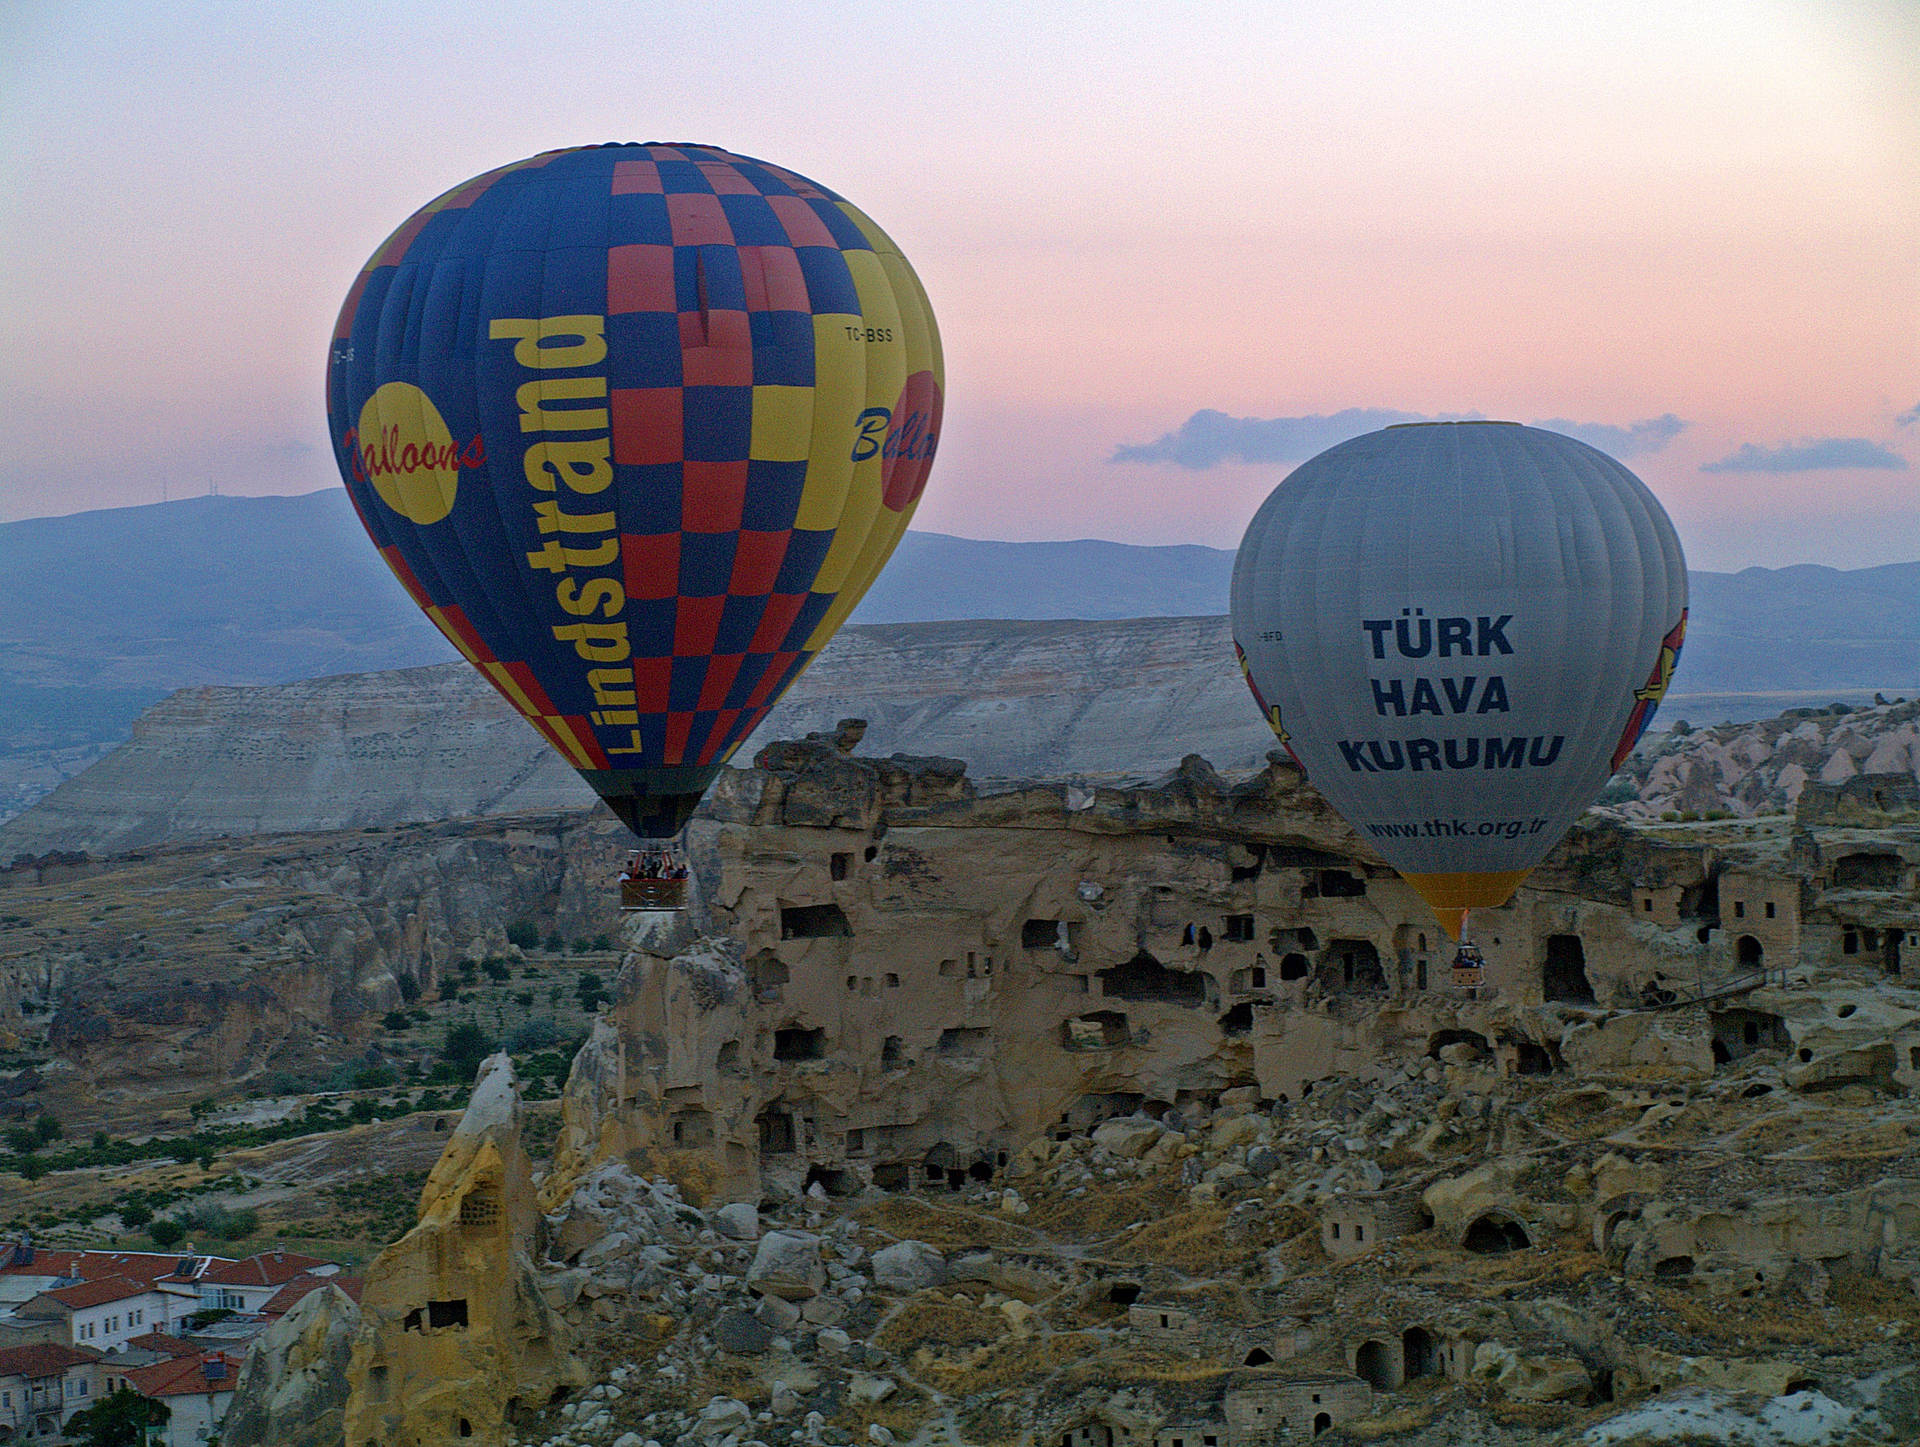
<box><xmin>1700</xmin><ymin>438</ymin><xmax>1909</xmax><ymax>474</ymax></box>
<box><xmin>1897</xmin><ymin>403</ymin><xmax>1920</xmax><ymax>427</ymax></box>
<box><xmin>1112</xmin><ymin>408</ymin><xmax>1686</xmax><ymax>469</ymax></box>
<box><xmin>1110</xmin><ymin>408</ymin><xmax>1431</xmax><ymax>468</ymax></box>
<box><xmin>1529</xmin><ymin>413</ymin><xmax>1686</xmax><ymax>458</ymax></box>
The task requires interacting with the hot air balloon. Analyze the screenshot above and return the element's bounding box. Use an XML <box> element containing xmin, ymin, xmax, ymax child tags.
<box><xmin>327</xmin><ymin>144</ymin><xmax>941</xmax><ymax>846</ymax></box>
<box><xmin>1230</xmin><ymin>422</ymin><xmax>1686</xmax><ymax>940</ymax></box>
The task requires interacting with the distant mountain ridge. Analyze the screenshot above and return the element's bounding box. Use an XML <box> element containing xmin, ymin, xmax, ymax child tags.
<box><xmin>0</xmin><ymin>491</ymin><xmax>1914</xmax><ymax>820</ymax></box>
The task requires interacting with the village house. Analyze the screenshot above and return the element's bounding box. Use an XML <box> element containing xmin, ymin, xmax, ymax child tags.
<box><xmin>0</xmin><ymin>1342</ymin><xmax>101</xmax><ymax>1441</ymax></box>
<box><xmin>122</xmin><ymin>1351</ymin><xmax>241</xmax><ymax>1447</ymax></box>
<box><xmin>11</xmin><ymin>1276</ymin><xmax>179</xmax><ymax>1352</ymax></box>
<box><xmin>258</xmin><ymin>1273</ymin><xmax>362</xmax><ymax>1322</ymax></box>
<box><xmin>191</xmin><ymin>1249</ymin><xmax>339</xmax><ymax>1313</ymax></box>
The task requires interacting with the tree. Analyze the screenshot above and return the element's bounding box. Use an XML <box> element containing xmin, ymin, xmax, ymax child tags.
<box><xmin>119</xmin><ymin>1201</ymin><xmax>154</xmax><ymax>1229</ymax></box>
<box><xmin>149</xmin><ymin>1219</ymin><xmax>185</xmax><ymax>1248</ymax></box>
<box><xmin>33</xmin><ymin>1113</ymin><xmax>61</xmax><ymax>1145</ymax></box>
<box><xmin>17</xmin><ymin>1153</ymin><xmax>44</xmax><ymax>1181</ymax></box>
<box><xmin>441</xmin><ymin>1021</ymin><xmax>496</xmax><ymax>1076</ymax></box>
<box><xmin>63</xmin><ymin>1386</ymin><xmax>169</xmax><ymax>1446</ymax></box>
<box><xmin>505</xmin><ymin>919</ymin><xmax>539</xmax><ymax>950</ymax></box>
<box><xmin>381</xmin><ymin>1010</ymin><xmax>412</xmax><ymax>1032</ymax></box>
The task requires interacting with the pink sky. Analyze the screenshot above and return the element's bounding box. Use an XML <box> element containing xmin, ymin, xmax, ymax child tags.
<box><xmin>1</xmin><ymin>0</ymin><xmax>1913</xmax><ymax>571</ymax></box>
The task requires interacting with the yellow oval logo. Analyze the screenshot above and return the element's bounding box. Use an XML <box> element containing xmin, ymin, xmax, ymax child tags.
<box><xmin>355</xmin><ymin>382</ymin><xmax>464</xmax><ymax>525</ymax></box>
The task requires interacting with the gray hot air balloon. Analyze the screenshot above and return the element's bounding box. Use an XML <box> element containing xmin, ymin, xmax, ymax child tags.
<box><xmin>1230</xmin><ymin>421</ymin><xmax>1687</xmax><ymax>938</ymax></box>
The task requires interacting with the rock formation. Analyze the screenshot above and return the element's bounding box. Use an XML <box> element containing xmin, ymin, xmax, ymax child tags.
<box><xmin>1612</xmin><ymin>697</ymin><xmax>1920</xmax><ymax>820</ymax></box>
<box><xmin>0</xmin><ymin>617</ymin><xmax>1271</xmax><ymax>856</ymax></box>
<box><xmin>342</xmin><ymin>1053</ymin><xmax>587</xmax><ymax>1447</ymax></box>
<box><xmin>220</xmin><ymin>1282</ymin><xmax>361</xmax><ymax>1447</ymax></box>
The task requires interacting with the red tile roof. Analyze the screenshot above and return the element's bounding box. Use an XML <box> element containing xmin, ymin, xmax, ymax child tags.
<box><xmin>38</xmin><ymin>1275</ymin><xmax>161</xmax><ymax>1310</ymax></box>
<box><xmin>259</xmin><ymin>1273</ymin><xmax>362</xmax><ymax>1317</ymax></box>
<box><xmin>0</xmin><ymin>1342</ymin><xmax>98</xmax><ymax>1378</ymax></box>
<box><xmin>122</xmin><ymin>1331</ymin><xmax>199</xmax><ymax>1357</ymax></box>
<box><xmin>123</xmin><ymin>1352</ymin><xmax>242</xmax><ymax>1398</ymax></box>
<box><xmin>194</xmin><ymin>1251</ymin><xmax>335</xmax><ymax>1288</ymax></box>
<box><xmin>0</xmin><ymin>1249</ymin><xmax>209</xmax><ymax>1284</ymax></box>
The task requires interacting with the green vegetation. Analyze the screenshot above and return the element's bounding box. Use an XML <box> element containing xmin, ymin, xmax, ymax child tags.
<box><xmin>63</xmin><ymin>1386</ymin><xmax>169</xmax><ymax>1447</ymax></box>
<box><xmin>440</xmin><ymin>1020</ymin><xmax>496</xmax><ymax>1075</ymax></box>
<box><xmin>149</xmin><ymin>1219</ymin><xmax>185</xmax><ymax>1247</ymax></box>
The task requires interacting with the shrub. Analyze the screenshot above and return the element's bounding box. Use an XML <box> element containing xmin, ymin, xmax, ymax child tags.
<box><xmin>381</xmin><ymin>1010</ymin><xmax>412</xmax><ymax>1032</ymax></box>
<box><xmin>504</xmin><ymin>1017</ymin><xmax>563</xmax><ymax>1053</ymax></box>
<box><xmin>505</xmin><ymin>920</ymin><xmax>539</xmax><ymax>951</ymax></box>
<box><xmin>32</xmin><ymin>1114</ymin><xmax>60</xmax><ymax>1146</ymax></box>
<box><xmin>441</xmin><ymin>1021</ymin><xmax>496</xmax><ymax>1075</ymax></box>
<box><xmin>120</xmin><ymin>1201</ymin><xmax>153</xmax><ymax>1229</ymax></box>
<box><xmin>481</xmin><ymin>959</ymin><xmax>512</xmax><ymax>983</ymax></box>
<box><xmin>179</xmin><ymin>1202</ymin><xmax>259</xmax><ymax>1240</ymax></box>
<box><xmin>149</xmin><ymin>1219</ymin><xmax>185</xmax><ymax>1247</ymax></box>
<box><xmin>354</xmin><ymin>1065</ymin><xmax>396</xmax><ymax>1090</ymax></box>
<box><xmin>438</xmin><ymin>979</ymin><xmax>462</xmax><ymax>1002</ymax></box>
<box><xmin>397</xmin><ymin>974</ymin><xmax>421</xmax><ymax>1004</ymax></box>
<box><xmin>543</xmin><ymin>931</ymin><xmax>563</xmax><ymax>952</ymax></box>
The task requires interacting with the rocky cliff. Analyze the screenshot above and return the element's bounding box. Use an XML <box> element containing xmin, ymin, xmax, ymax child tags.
<box><xmin>0</xmin><ymin>617</ymin><xmax>1270</xmax><ymax>857</ymax></box>
<box><xmin>1612</xmin><ymin>697</ymin><xmax>1920</xmax><ymax>820</ymax></box>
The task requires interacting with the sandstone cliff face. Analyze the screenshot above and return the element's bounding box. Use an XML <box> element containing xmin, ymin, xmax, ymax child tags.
<box><xmin>557</xmin><ymin>734</ymin><xmax>1919</xmax><ymax>1216</ymax></box>
<box><xmin>2</xmin><ymin>814</ymin><xmax>628</xmax><ymax>1119</ymax></box>
<box><xmin>343</xmin><ymin>1054</ymin><xmax>586</xmax><ymax>1447</ymax></box>
<box><xmin>0</xmin><ymin>618</ymin><xmax>1271</xmax><ymax>857</ymax></box>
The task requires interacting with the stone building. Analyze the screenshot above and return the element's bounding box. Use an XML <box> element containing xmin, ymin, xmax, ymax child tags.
<box><xmin>538</xmin><ymin>736</ymin><xmax>1920</xmax><ymax>1210</ymax></box>
<box><xmin>1221</xmin><ymin>1370</ymin><xmax>1373</xmax><ymax>1442</ymax></box>
<box><xmin>1319</xmin><ymin>1187</ymin><xmax>1428</xmax><ymax>1258</ymax></box>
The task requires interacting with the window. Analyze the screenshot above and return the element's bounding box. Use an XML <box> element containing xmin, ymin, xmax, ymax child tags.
<box><xmin>1765</xmin><ymin>901</ymin><xmax>1776</xmax><ymax>918</ymax></box>
<box><xmin>1643</xmin><ymin>897</ymin><xmax>1653</xmax><ymax>911</ymax></box>
<box><xmin>1733</xmin><ymin>900</ymin><xmax>1745</xmax><ymax>918</ymax></box>
<box><xmin>76</xmin><ymin>1379</ymin><xmax>87</xmax><ymax>1395</ymax></box>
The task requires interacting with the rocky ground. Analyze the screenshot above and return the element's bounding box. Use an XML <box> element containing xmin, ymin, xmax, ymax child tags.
<box><xmin>491</xmin><ymin>1006</ymin><xmax>1920</xmax><ymax>1447</ymax></box>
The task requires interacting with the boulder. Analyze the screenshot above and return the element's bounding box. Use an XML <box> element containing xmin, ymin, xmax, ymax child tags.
<box><xmin>1092</xmin><ymin>1119</ymin><xmax>1163</xmax><ymax>1158</ymax></box>
<box><xmin>748</xmin><ymin>1231</ymin><xmax>826</xmax><ymax>1300</ymax></box>
<box><xmin>714</xmin><ymin>1308</ymin><xmax>773</xmax><ymax>1355</ymax></box>
<box><xmin>714</xmin><ymin>1201</ymin><xmax>761</xmax><ymax>1241</ymax></box>
<box><xmin>872</xmin><ymin>1239</ymin><xmax>948</xmax><ymax>1293</ymax></box>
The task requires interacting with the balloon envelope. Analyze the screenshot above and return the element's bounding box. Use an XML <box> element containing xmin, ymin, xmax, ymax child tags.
<box><xmin>327</xmin><ymin>144</ymin><xmax>941</xmax><ymax>837</ymax></box>
<box><xmin>1230</xmin><ymin>422</ymin><xmax>1686</xmax><ymax>936</ymax></box>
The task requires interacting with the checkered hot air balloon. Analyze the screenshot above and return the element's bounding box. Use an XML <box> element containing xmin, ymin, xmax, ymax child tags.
<box><xmin>327</xmin><ymin>144</ymin><xmax>941</xmax><ymax>838</ymax></box>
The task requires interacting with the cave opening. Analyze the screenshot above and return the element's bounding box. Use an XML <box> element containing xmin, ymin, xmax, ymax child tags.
<box><xmin>1543</xmin><ymin>934</ymin><xmax>1594</xmax><ymax>1003</ymax></box>
<box><xmin>1462</xmin><ymin>1214</ymin><xmax>1531</xmax><ymax>1253</ymax></box>
<box><xmin>1099</xmin><ymin>951</ymin><xmax>1207</xmax><ymax>1006</ymax></box>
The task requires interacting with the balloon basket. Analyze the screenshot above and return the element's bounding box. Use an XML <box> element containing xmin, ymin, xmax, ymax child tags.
<box><xmin>620</xmin><ymin>878</ymin><xmax>686</xmax><ymax>912</ymax></box>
